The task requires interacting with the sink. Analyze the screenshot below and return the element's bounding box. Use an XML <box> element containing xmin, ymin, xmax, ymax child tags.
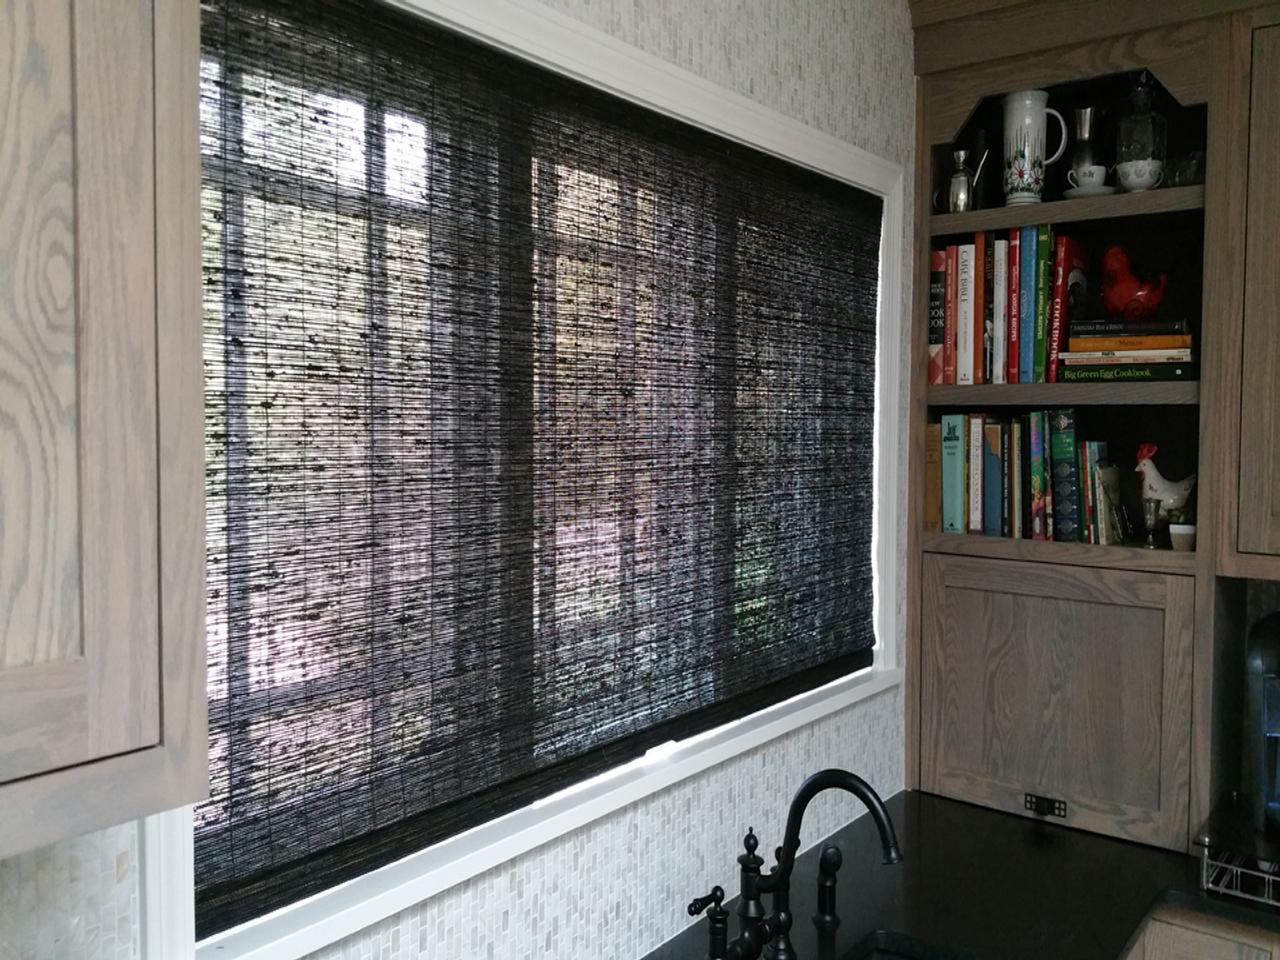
<box><xmin>845</xmin><ymin>930</ymin><xmax>966</xmax><ymax>960</ymax></box>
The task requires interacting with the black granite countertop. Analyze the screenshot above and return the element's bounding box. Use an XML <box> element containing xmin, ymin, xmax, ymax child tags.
<box><xmin>645</xmin><ymin>790</ymin><xmax>1280</xmax><ymax>960</ymax></box>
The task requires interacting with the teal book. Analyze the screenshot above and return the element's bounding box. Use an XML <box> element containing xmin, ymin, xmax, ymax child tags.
<box><xmin>1018</xmin><ymin>226</ymin><xmax>1036</xmax><ymax>383</ymax></box>
<box><xmin>1049</xmin><ymin>408</ymin><xmax>1081</xmax><ymax>542</ymax></box>
<box><xmin>1033</xmin><ymin>224</ymin><xmax>1052</xmax><ymax>382</ymax></box>
<box><xmin>941</xmin><ymin>414</ymin><xmax>966</xmax><ymax>534</ymax></box>
<box><xmin>983</xmin><ymin>422</ymin><xmax>1003</xmax><ymax>537</ymax></box>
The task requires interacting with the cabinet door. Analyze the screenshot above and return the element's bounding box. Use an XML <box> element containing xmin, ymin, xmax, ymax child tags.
<box><xmin>0</xmin><ymin>0</ymin><xmax>159</xmax><ymax>780</ymax></box>
<box><xmin>1145</xmin><ymin>920</ymin><xmax>1271</xmax><ymax>960</ymax></box>
<box><xmin>920</xmin><ymin>555</ymin><xmax>1194</xmax><ymax>850</ymax></box>
<box><xmin>0</xmin><ymin>0</ymin><xmax>204</xmax><ymax>854</ymax></box>
<box><xmin>1239</xmin><ymin>24</ymin><xmax>1280</xmax><ymax>556</ymax></box>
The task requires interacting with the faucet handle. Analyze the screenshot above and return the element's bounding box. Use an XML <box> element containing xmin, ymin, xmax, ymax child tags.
<box><xmin>688</xmin><ymin>885</ymin><xmax>727</xmax><ymax>918</ymax></box>
<box><xmin>689</xmin><ymin>887</ymin><xmax>729</xmax><ymax>960</ymax></box>
<box><xmin>814</xmin><ymin>844</ymin><xmax>842</xmax><ymax>932</ymax></box>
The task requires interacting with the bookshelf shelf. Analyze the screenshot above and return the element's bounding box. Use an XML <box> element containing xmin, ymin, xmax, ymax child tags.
<box><xmin>926</xmin><ymin>381</ymin><xmax>1199</xmax><ymax>406</ymax></box>
<box><xmin>920</xmin><ymin>531</ymin><xmax>1197</xmax><ymax>575</ymax></box>
<box><xmin>929</xmin><ymin>185</ymin><xmax>1205</xmax><ymax>236</ymax></box>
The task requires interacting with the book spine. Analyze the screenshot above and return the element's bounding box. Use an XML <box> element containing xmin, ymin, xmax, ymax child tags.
<box><xmin>928</xmin><ymin>250</ymin><xmax>947</xmax><ymax>384</ymax></box>
<box><xmin>1069</xmin><ymin>319</ymin><xmax>1191</xmax><ymax>336</ymax></box>
<box><xmin>984</xmin><ymin>423</ymin><xmax>1002</xmax><ymax>536</ymax></box>
<box><xmin>1000</xmin><ymin>424</ymin><xmax>1011</xmax><ymax>537</ymax></box>
<box><xmin>1007</xmin><ymin>229</ymin><xmax>1020</xmax><ymax>385</ymax></box>
<box><xmin>968</xmin><ymin>414</ymin><xmax>985</xmax><ymax>533</ymax></box>
<box><xmin>1067</xmin><ymin>334</ymin><xmax>1193</xmax><ymax>352</ymax></box>
<box><xmin>1061</xmin><ymin>350</ymin><xmax>1194</xmax><ymax>363</ymax></box>
<box><xmin>1049</xmin><ymin>409</ymin><xmax>1081</xmax><ymax>542</ymax></box>
<box><xmin>1033</xmin><ymin>224</ymin><xmax>1052</xmax><ymax>383</ymax></box>
<box><xmin>1079</xmin><ymin>441</ymin><xmax>1094</xmax><ymax>544</ymax></box>
<box><xmin>957</xmin><ymin>244</ymin><xmax>975</xmax><ymax>385</ymax></box>
<box><xmin>944</xmin><ymin>245</ymin><xmax>958</xmax><ymax>384</ymax></box>
<box><xmin>1009</xmin><ymin>419</ymin><xmax>1023</xmax><ymax>539</ymax></box>
<box><xmin>1029</xmin><ymin>411</ymin><xmax>1047</xmax><ymax>540</ymax></box>
<box><xmin>1019</xmin><ymin>415</ymin><xmax>1032</xmax><ymax>538</ymax></box>
<box><xmin>992</xmin><ymin>240</ymin><xmax>1008</xmax><ymax>385</ymax></box>
<box><xmin>941</xmin><ymin>414</ymin><xmax>965</xmax><ymax>533</ymax></box>
<box><xmin>925</xmin><ymin>422</ymin><xmax>942</xmax><ymax>532</ymax></box>
<box><xmin>1018</xmin><ymin>226</ymin><xmax>1036</xmax><ymax>383</ymax></box>
<box><xmin>1060</xmin><ymin>363</ymin><xmax>1198</xmax><ymax>382</ymax></box>
<box><xmin>980</xmin><ymin>233</ymin><xmax>993</xmax><ymax>384</ymax></box>
<box><xmin>1047</xmin><ymin>234</ymin><xmax>1069</xmax><ymax>383</ymax></box>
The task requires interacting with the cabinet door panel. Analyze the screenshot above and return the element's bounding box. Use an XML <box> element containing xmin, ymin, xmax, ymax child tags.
<box><xmin>1239</xmin><ymin>24</ymin><xmax>1280</xmax><ymax>556</ymax></box>
<box><xmin>921</xmin><ymin>555</ymin><xmax>1193</xmax><ymax>849</ymax></box>
<box><xmin>0</xmin><ymin>0</ymin><xmax>159</xmax><ymax>782</ymax></box>
<box><xmin>1145</xmin><ymin>920</ymin><xmax>1271</xmax><ymax>960</ymax></box>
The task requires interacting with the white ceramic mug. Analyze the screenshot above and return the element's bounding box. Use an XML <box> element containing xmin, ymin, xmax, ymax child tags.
<box><xmin>1003</xmin><ymin>90</ymin><xmax>1067</xmax><ymax>205</ymax></box>
<box><xmin>1116</xmin><ymin>159</ymin><xmax>1163</xmax><ymax>192</ymax></box>
<box><xmin>1068</xmin><ymin>164</ymin><xmax>1108</xmax><ymax>190</ymax></box>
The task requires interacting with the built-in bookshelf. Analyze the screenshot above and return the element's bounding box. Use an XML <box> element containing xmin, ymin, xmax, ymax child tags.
<box><xmin>906</xmin><ymin>7</ymin><xmax>1254</xmax><ymax>864</ymax></box>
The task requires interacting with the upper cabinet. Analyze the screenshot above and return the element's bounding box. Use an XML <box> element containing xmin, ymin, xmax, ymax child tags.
<box><xmin>1236</xmin><ymin>24</ymin><xmax>1280</xmax><ymax>559</ymax></box>
<box><xmin>0</xmin><ymin>0</ymin><xmax>205</xmax><ymax>856</ymax></box>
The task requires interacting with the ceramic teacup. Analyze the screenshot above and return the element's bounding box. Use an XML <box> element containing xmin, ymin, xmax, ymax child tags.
<box><xmin>1068</xmin><ymin>164</ymin><xmax>1108</xmax><ymax>190</ymax></box>
<box><xmin>1116</xmin><ymin>159</ymin><xmax>1163</xmax><ymax>192</ymax></box>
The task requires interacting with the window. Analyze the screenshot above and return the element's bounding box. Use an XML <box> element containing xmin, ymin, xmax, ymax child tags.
<box><xmin>199</xmin><ymin>0</ymin><xmax>882</xmax><ymax>937</ymax></box>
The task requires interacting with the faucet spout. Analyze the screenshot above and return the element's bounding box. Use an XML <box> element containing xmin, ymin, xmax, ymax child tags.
<box><xmin>757</xmin><ymin>769</ymin><xmax>901</xmax><ymax>894</ymax></box>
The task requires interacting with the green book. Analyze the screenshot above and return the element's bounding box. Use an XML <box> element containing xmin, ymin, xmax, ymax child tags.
<box><xmin>1033</xmin><ymin>224</ymin><xmax>1052</xmax><ymax>383</ymax></box>
<box><xmin>1059</xmin><ymin>363</ymin><xmax>1198</xmax><ymax>382</ymax></box>
<box><xmin>941</xmin><ymin>414</ymin><xmax>966</xmax><ymax>534</ymax></box>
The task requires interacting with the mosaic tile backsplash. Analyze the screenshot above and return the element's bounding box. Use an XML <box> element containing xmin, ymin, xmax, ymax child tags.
<box><xmin>0</xmin><ymin>1</ymin><xmax>913</xmax><ymax>958</ymax></box>
<box><xmin>0</xmin><ymin>822</ymin><xmax>139</xmax><ymax>960</ymax></box>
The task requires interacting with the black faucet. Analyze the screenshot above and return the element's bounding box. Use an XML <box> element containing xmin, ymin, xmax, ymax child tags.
<box><xmin>689</xmin><ymin>770</ymin><xmax>902</xmax><ymax>960</ymax></box>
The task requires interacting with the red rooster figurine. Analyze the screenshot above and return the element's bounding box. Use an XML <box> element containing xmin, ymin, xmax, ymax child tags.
<box><xmin>1102</xmin><ymin>245</ymin><xmax>1168</xmax><ymax>319</ymax></box>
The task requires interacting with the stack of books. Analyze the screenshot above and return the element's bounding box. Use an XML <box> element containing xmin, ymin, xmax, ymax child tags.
<box><xmin>924</xmin><ymin>408</ymin><xmax>1124</xmax><ymax>544</ymax></box>
<box><xmin>927</xmin><ymin>227</ymin><xmax>1195</xmax><ymax>384</ymax></box>
<box><xmin>1057</xmin><ymin>318</ymin><xmax>1195</xmax><ymax>382</ymax></box>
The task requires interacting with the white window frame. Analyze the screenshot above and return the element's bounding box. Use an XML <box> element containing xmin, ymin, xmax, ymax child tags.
<box><xmin>143</xmin><ymin>1</ymin><xmax>907</xmax><ymax>957</ymax></box>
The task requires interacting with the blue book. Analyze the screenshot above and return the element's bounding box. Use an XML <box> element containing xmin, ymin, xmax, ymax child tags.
<box><xmin>1018</xmin><ymin>225</ymin><xmax>1037</xmax><ymax>384</ymax></box>
<box><xmin>941</xmin><ymin>414</ymin><xmax>966</xmax><ymax>534</ymax></box>
<box><xmin>983</xmin><ymin>422</ymin><xmax>1003</xmax><ymax>537</ymax></box>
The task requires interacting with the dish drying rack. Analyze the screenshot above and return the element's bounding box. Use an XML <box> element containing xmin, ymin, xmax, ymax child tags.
<box><xmin>1197</xmin><ymin>793</ymin><xmax>1280</xmax><ymax>911</ymax></box>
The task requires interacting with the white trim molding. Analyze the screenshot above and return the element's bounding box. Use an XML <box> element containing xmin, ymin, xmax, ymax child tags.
<box><xmin>141</xmin><ymin>806</ymin><xmax>196</xmax><ymax>960</ymax></box>
<box><xmin>145</xmin><ymin>2</ymin><xmax>909</xmax><ymax>958</ymax></box>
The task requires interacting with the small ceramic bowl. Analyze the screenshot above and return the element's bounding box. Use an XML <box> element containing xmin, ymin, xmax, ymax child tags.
<box><xmin>1169</xmin><ymin>523</ymin><xmax>1197</xmax><ymax>552</ymax></box>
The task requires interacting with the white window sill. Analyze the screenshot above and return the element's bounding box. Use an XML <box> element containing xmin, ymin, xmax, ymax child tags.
<box><xmin>187</xmin><ymin>662</ymin><xmax>900</xmax><ymax>960</ymax></box>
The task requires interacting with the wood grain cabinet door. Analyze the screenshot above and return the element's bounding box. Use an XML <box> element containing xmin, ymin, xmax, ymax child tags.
<box><xmin>1239</xmin><ymin>24</ymin><xmax>1280</xmax><ymax>556</ymax></box>
<box><xmin>1144</xmin><ymin>920</ymin><xmax>1271</xmax><ymax>960</ymax></box>
<box><xmin>920</xmin><ymin>555</ymin><xmax>1194</xmax><ymax>850</ymax></box>
<box><xmin>0</xmin><ymin>0</ymin><xmax>205</xmax><ymax>855</ymax></box>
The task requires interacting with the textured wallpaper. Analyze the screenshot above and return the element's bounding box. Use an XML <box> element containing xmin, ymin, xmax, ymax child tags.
<box><xmin>0</xmin><ymin>2</ymin><xmax>913</xmax><ymax>959</ymax></box>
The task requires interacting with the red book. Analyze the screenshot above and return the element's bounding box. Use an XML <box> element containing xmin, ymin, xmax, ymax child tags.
<box><xmin>1047</xmin><ymin>235</ymin><xmax>1087</xmax><ymax>383</ymax></box>
<box><xmin>1007</xmin><ymin>229</ymin><xmax>1020</xmax><ymax>384</ymax></box>
<box><xmin>973</xmin><ymin>232</ymin><xmax>986</xmax><ymax>385</ymax></box>
<box><xmin>943</xmin><ymin>245</ymin><xmax>958</xmax><ymax>385</ymax></box>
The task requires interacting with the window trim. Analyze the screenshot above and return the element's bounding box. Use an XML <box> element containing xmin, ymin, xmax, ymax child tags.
<box><xmin>144</xmin><ymin>1</ymin><xmax>907</xmax><ymax>958</ymax></box>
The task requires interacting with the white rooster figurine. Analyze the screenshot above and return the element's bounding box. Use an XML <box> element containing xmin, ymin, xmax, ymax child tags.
<box><xmin>1135</xmin><ymin>442</ymin><xmax>1196</xmax><ymax>519</ymax></box>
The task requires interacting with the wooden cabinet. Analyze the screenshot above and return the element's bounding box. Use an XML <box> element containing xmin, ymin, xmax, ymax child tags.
<box><xmin>1144</xmin><ymin>920</ymin><xmax>1271</xmax><ymax>960</ymax></box>
<box><xmin>920</xmin><ymin>554</ymin><xmax>1194</xmax><ymax>850</ymax></box>
<box><xmin>1126</xmin><ymin>906</ymin><xmax>1279</xmax><ymax>960</ymax></box>
<box><xmin>1236</xmin><ymin>23</ymin><xmax>1280</xmax><ymax>559</ymax></box>
<box><xmin>0</xmin><ymin>0</ymin><xmax>205</xmax><ymax>856</ymax></box>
